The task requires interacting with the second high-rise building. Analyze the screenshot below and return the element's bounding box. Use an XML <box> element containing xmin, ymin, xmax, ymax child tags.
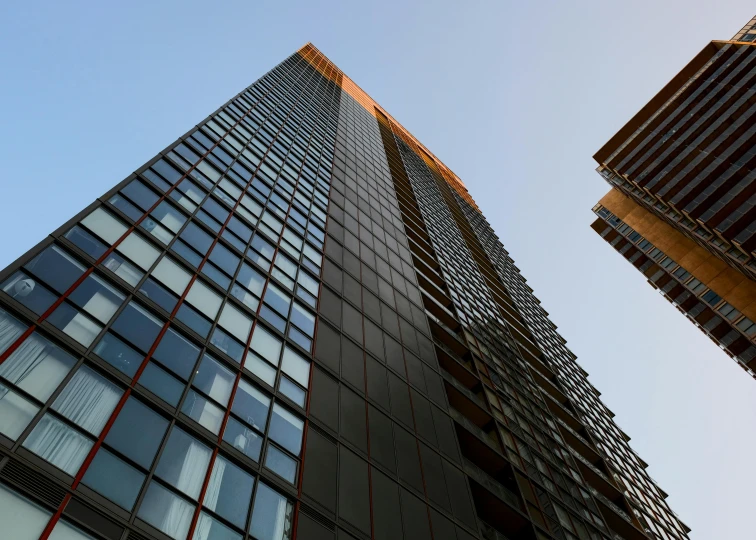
<box><xmin>0</xmin><ymin>44</ymin><xmax>688</xmax><ymax>539</ymax></box>
<box><xmin>592</xmin><ymin>15</ymin><xmax>756</xmax><ymax>376</ymax></box>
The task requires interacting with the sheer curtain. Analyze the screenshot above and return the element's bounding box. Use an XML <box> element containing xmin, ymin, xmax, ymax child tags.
<box><xmin>52</xmin><ymin>367</ymin><xmax>122</xmax><ymax>435</ymax></box>
<box><xmin>162</xmin><ymin>440</ymin><xmax>211</xmax><ymax>538</ymax></box>
<box><xmin>0</xmin><ymin>309</ymin><xmax>26</xmax><ymax>354</ymax></box>
<box><xmin>0</xmin><ymin>332</ymin><xmax>74</xmax><ymax>401</ymax></box>
<box><xmin>23</xmin><ymin>415</ymin><xmax>93</xmax><ymax>475</ymax></box>
<box><xmin>193</xmin><ymin>458</ymin><xmax>227</xmax><ymax>540</ymax></box>
<box><xmin>22</xmin><ymin>367</ymin><xmax>122</xmax><ymax>476</ymax></box>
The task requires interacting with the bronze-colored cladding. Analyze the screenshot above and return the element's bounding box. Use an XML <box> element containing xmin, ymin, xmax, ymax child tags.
<box><xmin>594</xmin><ymin>40</ymin><xmax>756</xmax><ymax>250</ymax></box>
<box><xmin>296</xmin><ymin>43</ymin><xmax>479</xmax><ymax>212</ymax></box>
<box><xmin>599</xmin><ymin>187</ymin><xmax>756</xmax><ymax>320</ymax></box>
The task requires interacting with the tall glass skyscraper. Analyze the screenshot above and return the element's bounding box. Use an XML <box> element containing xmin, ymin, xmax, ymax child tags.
<box><xmin>592</xmin><ymin>15</ymin><xmax>756</xmax><ymax>376</ymax></box>
<box><xmin>0</xmin><ymin>44</ymin><xmax>688</xmax><ymax>540</ymax></box>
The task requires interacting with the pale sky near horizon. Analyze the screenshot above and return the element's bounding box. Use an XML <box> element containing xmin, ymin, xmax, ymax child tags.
<box><xmin>1</xmin><ymin>1</ymin><xmax>754</xmax><ymax>537</ymax></box>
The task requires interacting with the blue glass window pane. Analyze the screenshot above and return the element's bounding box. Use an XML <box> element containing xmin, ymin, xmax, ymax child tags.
<box><xmin>264</xmin><ymin>444</ymin><xmax>297</xmax><ymax>484</ymax></box>
<box><xmin>201</xmin><ymin>262</ymin><xmax>232</xmax><ymax>290</ymax></box>
<box><xmin>106</xmin><ymin>397</ymin><xmax>168</xmax><ymax>468</ymax></box>
<box><xmin>153</xmin><ymin>328</ymin><xmax>200</xmax><ymax>380</ymax></box>
<box><xmin>223</xmin><ymin>417</ymin><xmax>262</xmax><ymax>462</ymax></box>
<box><xmin>94</xmin><ymin>332</ymin><xmax>142</xmax><ymax>377</ymax></box>
<box><xmin>64</xmin><ymin>226</ymin><xmax>107</xmax><ymax>259</ymax></box>
<box><xmin>290</xmin><ymin>302</ymin><xmax>315</xmax><ymax>337</ymax></box>
<box><xmin>278</xmin><ymin>376</ymin><xmax>305</xmax><ymax>408</ymax></box>
<box><xmin>249</xmin><ymin>483</ymin><xmax>292</xmax><ymax>539</ymax></box>
<box><xmin>204</xmin><ymin>456</ymin><xmax>254</xmax><ymax>528</ymax></box>
<box><xmin>122</xmin><ymin>180</ymin><xmax>159</xmax><ymax>211</ymax></box>
<box><xmin>210</xmin><ymin>328</ymin><xmax>245</xmax><ymax>364</ymax></box>
<box><xmin>176</xmin><ymin>304</ymin><xmax>212</xmax><ymax>338</ymax></box>
<box><xmin>268</xmin><ymin>404</ymin><xmax>303</xmax><ymax>456</ymax></box>
<box><xmin>138</xmin><ymin>277</ymin><xmax>178</xmax><ymax>312</ymax></box>
<box><xmin>1</xmin><ymin>271</ymin><xmax>58</xmax><ymax>316</ymax></box>
<box><xmin>139</xmin><ymin>363</ymin><xmax>184</xmax><ymax>406</ymax></box>
<box><xmin>231</xmin><ymin>379</ymin><xmax>270</xmax><ymax>431</ymax></box>
<box><xmin>111</xmin><ymin>302</ymin><xmax>163</xmax><ymax>353</ymax></box>
<box><xmin>180</xmin><ymin>222</ymin><xmax>213</xmax><ymax>254</ymax></box>
<box><xmin>209</xmin><ymin>244</ymin><xmax>240</xmax><ymax>276</ymax></box>
<box><xmin>24</xmin><ymin>245</ymin><xmax>85</xmax><ymax>294</ymax></box>
<box><xmin>171</xmin><ymin>240</ymin><xmax>204</xmax><ymax>268</ymax></box>
<box><xmin>82</xmin><ymin>448</ymin><xmax>145</xmax><ymax>510</ymax></box>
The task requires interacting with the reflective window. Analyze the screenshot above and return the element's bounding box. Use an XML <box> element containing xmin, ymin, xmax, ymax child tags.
<box><xmin>268</xmin><ymin>404</ymin><xmax>303</xmax><ymax>456</ymax></box>
<box><xmin>49</xmin><ymin>519</ymin><xmax>98</xmax><ymax>540</ymax></box>
<box><xmin>264</xmin><ymin>443</ymin><xmax>297</xmax><ymax>483</ymax></box>
<box><xmin>81</xmin><ymin>207</ymin><xmax>127</xmax><ymax>245</ymax></box>
<box><xmin>23</xmin><ymin>414</ymin><xmax>93</xmax><ymax>475</ymax></box>
<box><xmin>1</xmin><ymin>270</ymin><xmax>58</xmax><ymax>315</ymax></box>
<box><xmin>204</xmin><ymin>455</ymin><xmax>255</xmax><ymax>528</ymax></box>
<box><xmin>248</xmin><ymin>482</ymin><xmax>293</xmax><ymax>540</ymax></box>
<box><xmin>111</xmin><ymin>301</ymin><xmax>163</xmax><ymax>353</ymax></box>
<box><xmin>182</xmin><ymin>389</ymin><xmax>224</xmax><ymax>434</ymax></box>
<box><xmin>47</xmin><ymin>302</ymin><xmax>103</xmax><ymax>346</ymax></box>
<box><xmin>193</xmin><ymin>354</ymin><xmax>235</xmax><ymax>406</ymax></box>
<box><xmin>0</xmin><ymin>383</ymin><xmax>39</xmax><ymax>440</ymax></box>
<box><xmin>152</xmin><ymin>256</ymin><xmax>192</xmax><ymax>296</ymax></box>
<box><xmin>153</xmin><ymin>327</ymin><xmax>200</xmax><ymax>380</ymax></box>
<box><xmin>186</xmin><ymin>280</ymin><xmax>222</xmax><ymax>320</ymax></box>
<box><xmin>231</xmin><ymin>379</ymin><xmax>270</xmax><ymax>431</ymax></box>
<box><xmin>105</xmin><ymin>397</ymin><xmax>168</xmax><ymax>468</ymax></box>
<box><xmin>223</xmin><ymin>416</ymin><xmax>263</xmax><ymax>462</ymax></box>
<box><xmin>155</xmin><ymin>426</ymin><xmax>212</xmax><ymax>499</ymax></box>
<box><xmin>68</xmin><ymin>274</ymin><xmax>125</xmax><ymax>323</ymax></box>
<box><xmin>118</xmin><ymin>231</ymin><xmax>160</xmax><ymax>270</ymax></box>
<box><xmin>82</xmin><ymin>448</ymin><xmax>144</xmax><ymax>509</ymax></box>
<box><xmin>138</xmin><ymin>480</ymin><xmax>195</xmax><ymax>540</ymax></box>
<box><xmin>23</xmin><ymin>245</ymin><xmax>86</xmax><ymax>294</ymax></box>
<box><xmin>218</xmin><ymin>303</ymin><xmax>252</xmax><ymax>344</ymax></box>
<box><xmin>193</xmin><ymin>512</ymin><xmax>242</xmax><ymax>540</ymax></box>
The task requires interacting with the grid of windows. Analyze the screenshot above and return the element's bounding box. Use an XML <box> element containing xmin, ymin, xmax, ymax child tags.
<box><xmin>0</xmin><ymin>51</ymin><xmax>337</xmax><ymax>540</ymax></box>
<box><xmin>593</xmin><ymin>205</ymin><xmax>756</xmax><ymax>374</ymax></box>
<box><xmin>0</xmin><ymin>42</ymin><xmax>689</xmax><ymax>540</ymax></box>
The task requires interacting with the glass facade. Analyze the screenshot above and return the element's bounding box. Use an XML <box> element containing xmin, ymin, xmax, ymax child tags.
<box><xmin>0</xmin><ymin>43</ymin><xmax>686</xmax><ymax>540</ymax></box>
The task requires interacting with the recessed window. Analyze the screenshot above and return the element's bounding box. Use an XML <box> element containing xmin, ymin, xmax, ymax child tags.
<box><xmin>111</xmin><ymin>301</ymin><xmax>163</xmax><ymax>353</ymax></box>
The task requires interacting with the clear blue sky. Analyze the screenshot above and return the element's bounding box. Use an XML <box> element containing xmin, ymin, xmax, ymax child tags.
<box><xmin>1</xmin><ymin>1</ymin><xmax>754</xmax><ymax>537</ymax></box>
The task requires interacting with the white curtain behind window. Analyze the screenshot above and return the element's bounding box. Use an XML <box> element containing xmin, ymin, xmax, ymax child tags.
<box><xmin>52</xmin><ymin>367</ymin><xmax>122</xmax><ymax>435</ymax></box>
<box><xmin>0</xmin><ymin>332</ymin><xmax>74</xmax><ymax>402</ymax></box>
<box><xmin>162</xmin><ymin>440</ymin><xmax>211</xmax><ymax>537</ymax></box>
<box><xmin>193</xmin><ymin>458</ymin><xmax>227</xmax><ymax>540</ymax></box>
<box><xmin>0</xmin><ymin>309</ymin><xmax>26</xmax><ymax>354</ymax></box>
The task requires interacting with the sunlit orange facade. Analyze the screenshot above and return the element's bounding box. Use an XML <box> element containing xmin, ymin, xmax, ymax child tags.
<box><xmin>592</xmin><ymin>16</ymin><xmax>756</xmax><ymax>375</ymax></box>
